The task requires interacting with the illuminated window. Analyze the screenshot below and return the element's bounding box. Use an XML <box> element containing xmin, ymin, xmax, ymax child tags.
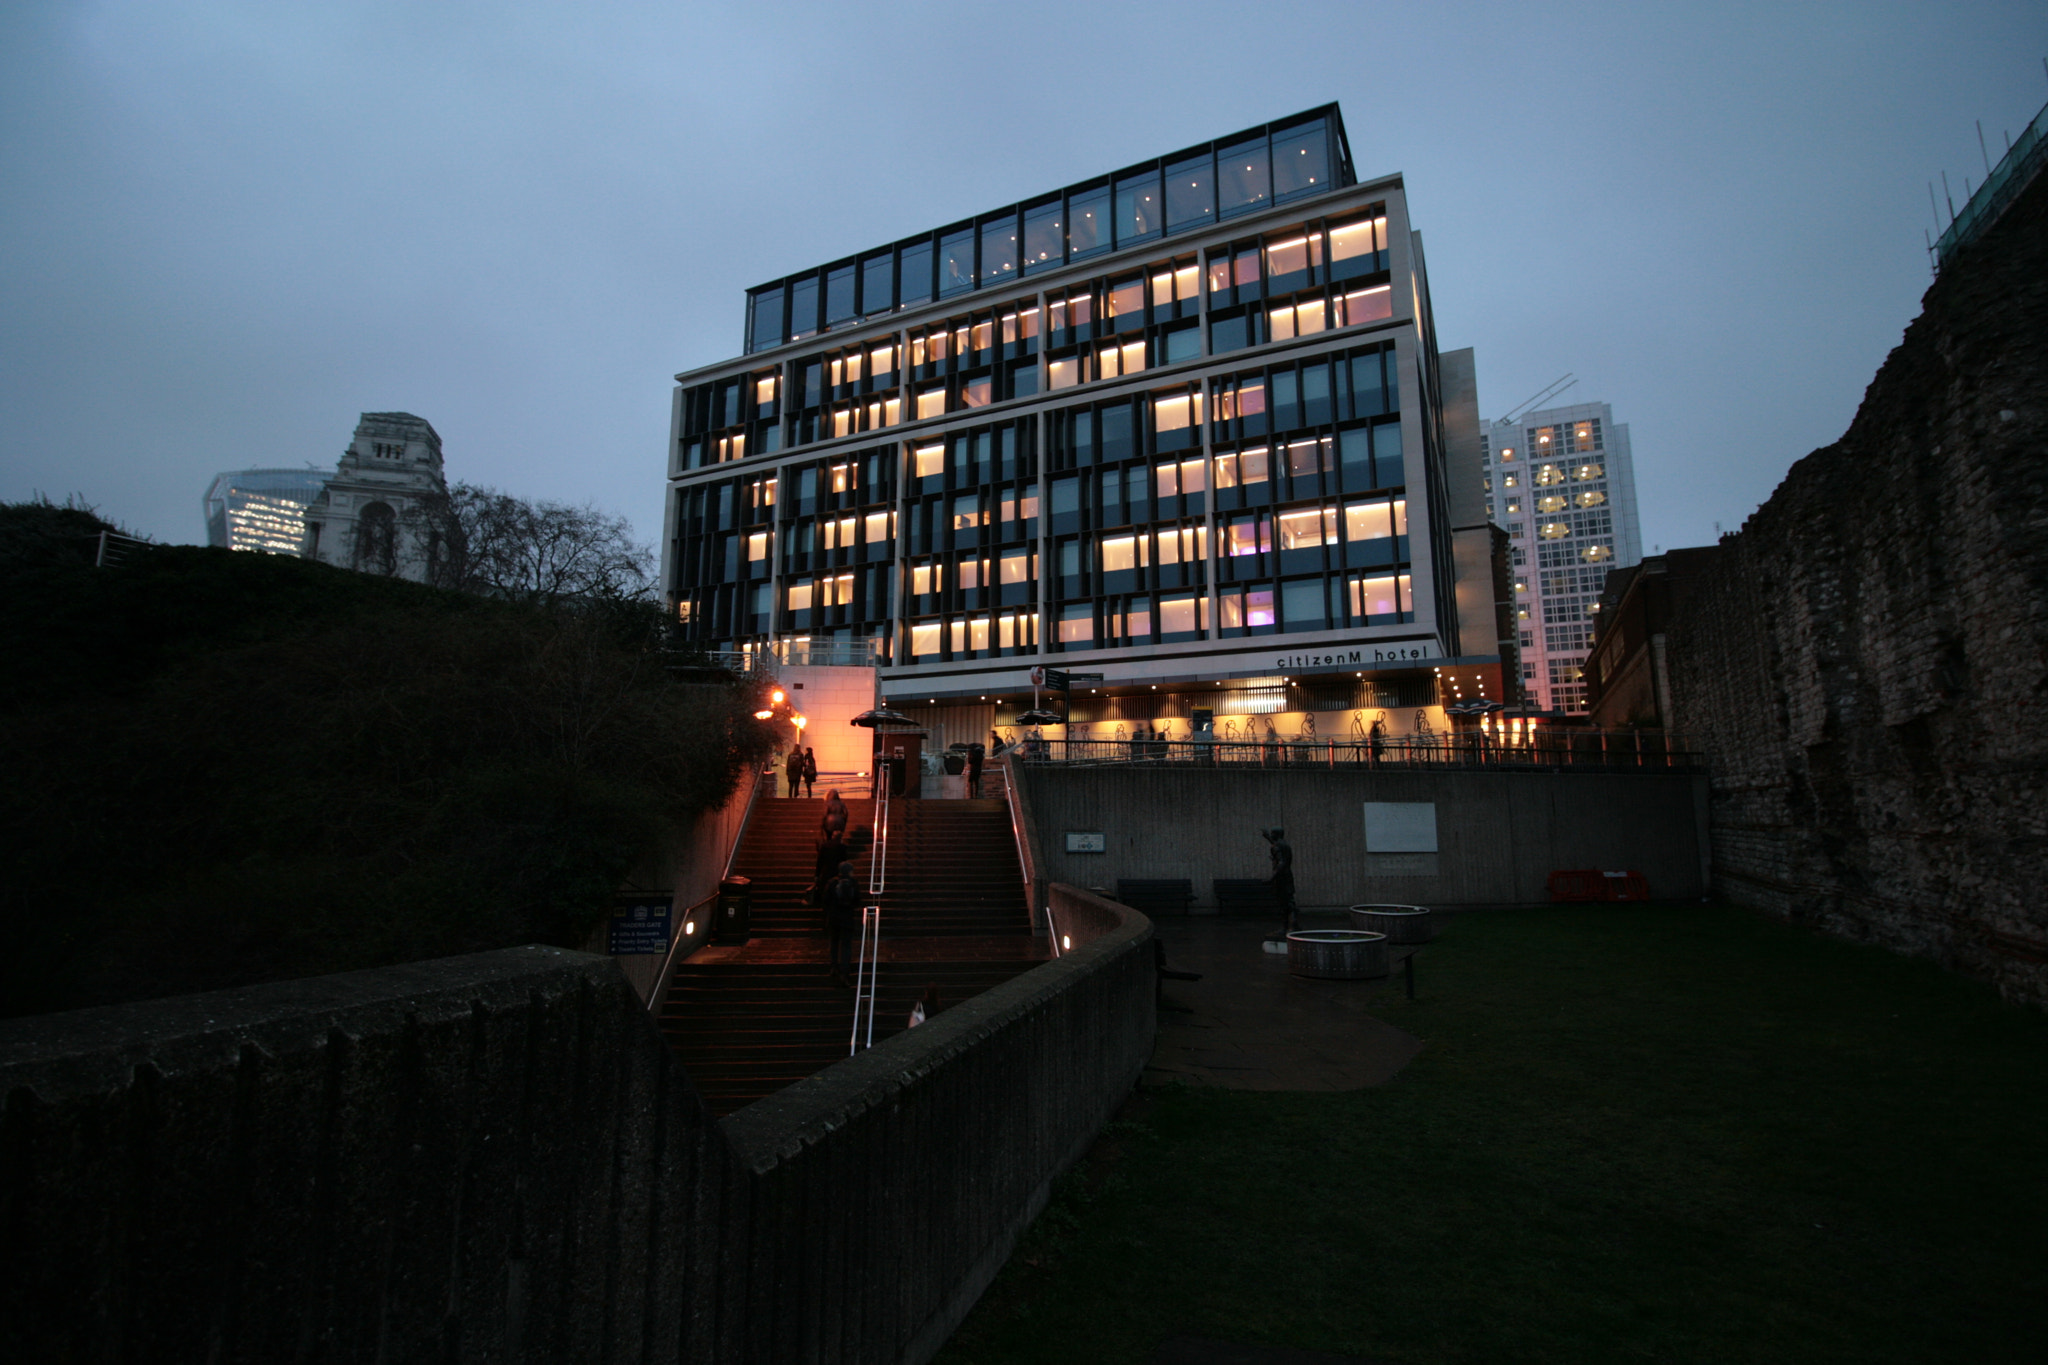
<box><xmin>1575</xmin><ymin>490</ymin><xmax>1606</xmax><ymax>508</ymax></box>
<box><xmin>1000</xmin><ymin>549</ymin><xmax>1032</xmax><ymax>584</ymax></box>
<box><xmin>911</xmin><ymin>563</ymin><xmax>943</xmax><ymax>595</ymax></box>
<box><xmin>1336</xmin><ymin>285</ymin><xmax>1392</xmax><ymax>326</ymax></box>
<box><xmin>1214</xmin><ymin>445</ymin><xmax>1270</xmax><ymax>491</ymax></box>
<box><xmin>1154</xmin><ymin>456</ymin><xmax>1206</xmax><ymax>497</ymax></box>
<box><xmin>1226</xmin><ymin>514</ymin><xmax>1271</xmax><ymax>557</ymax></box>
<box><xmin>1159</xmin><ymin>593</ymin><xmax>1201</xmax><ymax>636</ymax></box>
<box><xmin>913</xmin><ymin>443</ymin><xmax>945</xmax><ymax>478</ymax></box>
<box><xmin>1584</xmin><ymin>545</ymin><xmax>1613</xmax><ymax>562</ymax></box>
<box><xmin>917</xmin><ymin>387</ymin><xmax>947</xmax><ymax>420</ymax></box>
<box><xmin>962</xmin><ymin>377</ymin><xmax>992</xmax><ymax>408</ymax></box>
<box><xmin>870</xmin><ymin>343</ymin><xmax>895</xmax><ymax>376</ymax></box>
<box><xmin>1329</xmin><ymin>214</ymin><xmax>1387</xmax><ymax>264</ymax></box>
<box><xmin>1106</xmin><ymin>276</ymin><xmax>1145</xmax><ymax>322</ymax></box>
<box><xmin>1265</xmin><ymin>233</ymin><xmax>1323</xmax><ymax>278</ymax></box>
<box><xmin>1101</xmin><ymin>535</ymin><xmax>1141</xmax><ymax>573</ymax></box>
<box><xmin>1537</xmin><ymin>495</ymin><xmax>1567</xmax><ymax>513</ymax></box>
<box><xmin>1097</xmin><ymin>339</ymin><xmax>1146</xmax><ymax>378</ymax></box>
<box><xmin>1348</xmin><ymin>573</ymin><xmax>1410</xmax><ymax>619</ymax></box>
<box><xmin>1574</xmin><ymin>463</ymin><xmax>1604</xmax><ymax>480</ymax></box>
<box><xmin>755</xmin><ymin>376</ymin><xmax>777</xmax><ymax>406</ymax></box>
<box><xmin>865</xmin><ymin>511</ymin><xmax>891</xmax><ymax>544</ymax></box>
<box><xmin>1212</xmin><ymin>376</ymin><xmax>1267</xmax><ymax>424</ymax></box>
<box><xmin>1058</xmin><ymin>604</ymin><xmax>1093</xmax><ymax>644</ymax></box>
<box><xmin>1343</xmin><ymin>497</ymin><xmax>1407</xmax><ymax>542</ymax></box>
<box><xmin>1286</xmin><ymin>437</ymin><xmax>1328</xmax><ymax>478</ymax></box>
<box><xmin>1153</xmin><ymin>392</ymin><xmax>1204</xmax><ymax>433</ymax></box>
<box><xmin>747</xmin><ymin>532</ymin><xmax>768</xmax><ymax>562</ymax></box>
<box><xmin>911</xmin><ymin>621</ymin><xmax>941</xmax><ymax>657</ymax></box>
<box><xmin>822</xmin><ymin>573</ymin><xmax>854</xmax><ymax>606</ymax></box>
<box><xmin>1540</xmin><ymin>522</ymin><xmax>1569</xmax><ymax>539</ymax></box>
<box><xmin>1536</xmin><ymin>464</ymin><xmax>1564</xmax><ymax>486</ymax></box>
<box><xmin>1499</xmin><ymin>446</ymin><xmax>1516</xmax><ymax>462</ymax></box>
<box><xmin>1277</xmin><ymin>506</ymin><xmax>1337</xmax><ymax>551</ymax></box>
<box><xmin>1048</xmin><ymin>357</ymin><xmax>1081</xmax><ymax>390</ymax></box>
<box><xmin>787</xmin><ymin>580</ymin><xmax>813</xmax><ymax>611</ymax></box>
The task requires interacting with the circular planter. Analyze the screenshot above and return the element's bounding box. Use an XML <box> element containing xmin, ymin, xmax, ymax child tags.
<box><xmin>1348</xmin><ymin>904</ymin><xmax>1435</xmax><ymax>944</ymax></box>
<box><xmin>1286</xmin><ymin>930</ymin><xmax>1389</xmax><ymax>980</ymax></box>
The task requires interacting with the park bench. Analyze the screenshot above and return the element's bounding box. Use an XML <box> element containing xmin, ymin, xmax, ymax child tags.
<box><xmin>1116</xmin><ymin>878</ymin><xmax>1196</xmax><ymax>916</ymax></box>
<box><xmin>1213</xmin><ymin>878</ymin><xmax>1282</xmax><ymax>914</ymax></box>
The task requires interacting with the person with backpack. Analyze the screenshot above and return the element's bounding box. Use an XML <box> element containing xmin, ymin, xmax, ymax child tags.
<box><xmin>801</xmin><ymin>746</ymin><xmax>818</xmax><ymax>797</ymax></box>
<box><xmin>784</xmin><ymin>747</ymin><xmax>803</xmax><ymax>798</ymax></box>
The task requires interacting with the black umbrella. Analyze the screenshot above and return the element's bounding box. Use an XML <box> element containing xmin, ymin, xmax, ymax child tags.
<box><xmin>1016</xmin><ymin>708</ymin><xmax>1064</xmax><ymax>726</ymax></box>
<box><xmin>850</xmin><ymin>707</ymin><xmax>918</xmax><ymax>728</ymax></box>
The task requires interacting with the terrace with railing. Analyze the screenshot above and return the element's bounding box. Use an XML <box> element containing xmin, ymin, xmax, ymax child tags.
<box><xmin>1013</xmin><ymin>728</ymin><xmax>1701</xmax><ymax>772</ymax></box>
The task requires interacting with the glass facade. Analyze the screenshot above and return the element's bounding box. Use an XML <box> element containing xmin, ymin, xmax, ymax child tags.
<box><xmin>203</xmin><ymin>469</ymin><xmax>329</xmax><ymax>555</ymax></box>
<box><xmin>665</xmin><ymin>103</ymin><xmax>1485</xmax><ymax>720</ymax></box>
<box><xmin>742</xmin><ymin>108</ymin><xmax>1350</xmax><ymax>355</ymax></box>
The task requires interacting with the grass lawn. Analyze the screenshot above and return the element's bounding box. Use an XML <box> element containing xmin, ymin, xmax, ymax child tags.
<box><xmin>938</xmin><ymin>904</ymin><xmax>2048</xmax><ymax>1364</ymax></box>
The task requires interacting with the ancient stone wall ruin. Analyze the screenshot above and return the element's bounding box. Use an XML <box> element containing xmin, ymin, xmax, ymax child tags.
<box><xmin>1666</xmin><ymin>171</ymin><xmax>2048</xmax><ymax>1005</ymax></box>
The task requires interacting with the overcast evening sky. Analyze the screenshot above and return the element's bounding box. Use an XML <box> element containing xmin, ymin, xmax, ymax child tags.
<box><xmin>3</xmin><ymin>2</ymin><xmax>2045</xmax><ymax>560</ymax></box>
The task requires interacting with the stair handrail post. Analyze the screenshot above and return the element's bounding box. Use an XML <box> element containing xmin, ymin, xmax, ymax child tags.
<box><xmin>849</xmin><ymin>903</ymin><xmax>881</xmax><ymax>1055</ymax></box>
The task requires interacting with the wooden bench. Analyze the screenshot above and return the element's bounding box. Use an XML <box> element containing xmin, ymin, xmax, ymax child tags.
<box><xmin>1213</xmin><ymin>878</ymin><xmax>1282</xmax><ymax>914</ymax></box>
<box><xmin>1116</xmin><ymin>878</ymin><xmax>1196</xmax><ymax>916</ymax></box>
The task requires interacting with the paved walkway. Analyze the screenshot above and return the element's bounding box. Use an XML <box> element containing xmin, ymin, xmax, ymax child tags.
<box><xmin>1147</xmin><ymin>913</ymin><xmax>1427</xmax><ymax>1091</ymax></box>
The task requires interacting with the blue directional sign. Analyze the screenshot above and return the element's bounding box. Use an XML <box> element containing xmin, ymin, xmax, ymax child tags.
<box><xmin>609</xmin><ymin>898</ymin><xmax>672</xmax><ymax>955</ymax></box>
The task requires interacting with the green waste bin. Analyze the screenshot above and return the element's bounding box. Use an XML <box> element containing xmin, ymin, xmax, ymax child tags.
<box><xmin>717</xmin><ymin>876</ymin><xmax>752</xmax><ymax>941</ymax></box>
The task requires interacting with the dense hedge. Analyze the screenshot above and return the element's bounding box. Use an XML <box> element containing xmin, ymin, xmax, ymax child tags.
<box><xmin>0</xmin><ymin>502</ymin><xmax>775</xmax><ymax>1017</ymax></box>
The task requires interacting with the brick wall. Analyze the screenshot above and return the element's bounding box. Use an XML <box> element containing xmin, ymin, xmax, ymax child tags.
<box><xmin>1665</xmin><ymin>171</ymin><xmax>2048</xmax><ymax>1005</ymax></box>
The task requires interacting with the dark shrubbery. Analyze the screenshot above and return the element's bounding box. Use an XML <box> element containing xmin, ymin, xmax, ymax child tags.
<box><xmin>0</xmin><ymin>501</ymin><xmax>773</xmax><ymax>1017</ymax></box>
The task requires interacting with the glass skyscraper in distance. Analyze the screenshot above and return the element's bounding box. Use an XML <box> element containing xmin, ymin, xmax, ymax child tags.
<box><xmin>203</xmin><ymin>469</ymin><xmax>329</xmax><ymax>556</ymax></box>
<box><xmin>662</xmin><ymin>105</ymin><xmax>1506</xmax><ymax>746</ymax></box>
<box><xmin>1480</xmin><ymin>403</ymin><xmax>1642</xmax><ymax>713</ymax></box>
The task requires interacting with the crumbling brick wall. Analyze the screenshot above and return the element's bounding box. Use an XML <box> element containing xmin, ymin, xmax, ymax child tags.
<box><xmin>1667</xmin><ymin>169</ymin><xmax>2048</xmax><ymax>1005</ymax></box>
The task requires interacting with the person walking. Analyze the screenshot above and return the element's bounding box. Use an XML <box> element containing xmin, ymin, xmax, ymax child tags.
<box><xmin>801</xmin><ymin>746</ymin><xmax>818</xmax><ymax>798</ymax></box>
<box><xmin>812</xmin><ymin>829</ymin><xmax>848</xmax><ymax>905</ymax></box>
<box><xmin>824</xmin><ymin>861</ymin><xmax>862</xmax><ymax>985</ymax></box>
<box><xmin>1264</xmin><ymin>827</ymin><xmax>1297</xmax><ymax>935</ymax></box>
<box><xmin>821</xmin><ymin>788</ymin><xmax>849</xmax><ymax>840</ymax></box>
<box><xmin>966</xmin><ymin>741</ymin><xmax>985</xmax><ymax>799</ymax></box>
<box><xmin>784</xmin><ymin>747</ymin><xmax>803</xmax><ymax>798</ymax></box>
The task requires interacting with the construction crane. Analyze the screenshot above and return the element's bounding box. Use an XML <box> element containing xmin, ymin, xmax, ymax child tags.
<box><xmin>1496</xmin><ymin>373</ymin><xmax>1577</xmax><ymax>427</ymax></box>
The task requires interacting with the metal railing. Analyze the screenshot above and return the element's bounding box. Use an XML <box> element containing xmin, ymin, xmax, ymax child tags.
<box><xmin>849</xmin><ymin>903</ymin><xmax>882</xmax><ymax>1055</ymax></box>
<box><xmin>646</xmin><ymin>769</ymin><xmax>772</xmax><ymax>1015</ymax></box>
<box><xmin>993</xmin><ymin>756</ymin><xmax>1055</xmax><ymax>956</ymax></box>
<box><xmin>1934</xmin><ymin>96</ymin><xmax>2048</xmax><ymax>270</ymax></box>
<box><xmin>702</xmin><ymin>639</ymin><xmax>884</xmax><ymax>673</ymax></box>
<box><xmin>1013</xmin><ymin>730</ymin><xmax>1701</xmax><ymax>773</ymax></box>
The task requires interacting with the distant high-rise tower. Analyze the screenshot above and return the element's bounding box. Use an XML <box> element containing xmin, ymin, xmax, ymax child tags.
<box><xmin>302</xmin><ymin>413</ymin><xmax>448</xmax><ymax>580</ymax></box>
<box><xmin>1480</xmin><ymin>402</ymin><xmax>1641</xmax><ymax>714</ymax></box>
<box><xmin>203</xmin><ymin>469</ymin><xmax>329</xmax><ymax>555</ymax></box>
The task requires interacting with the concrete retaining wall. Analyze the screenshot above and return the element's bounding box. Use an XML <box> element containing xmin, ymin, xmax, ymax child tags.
<box><xmin>1022</xmin><ymin>766</ymin><xmax>1710</xmax><ymax>907</ymax></box>
<box><xmin>1</xmin><ymin>898</ymin><xmax>1155</xmax><ymax>1362</ymax></box>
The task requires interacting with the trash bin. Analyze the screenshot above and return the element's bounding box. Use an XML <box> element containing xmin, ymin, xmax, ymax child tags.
<box><xmin>716</xmin><ymin>876</ymin><xmax>752</xmax><ymax>940</ymax></box>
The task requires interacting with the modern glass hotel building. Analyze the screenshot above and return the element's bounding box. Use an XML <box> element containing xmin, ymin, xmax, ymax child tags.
<box><xmin>661</xmin><ymin>105</ymin><xmax>1506</xmax><ymax>746</ymax></box>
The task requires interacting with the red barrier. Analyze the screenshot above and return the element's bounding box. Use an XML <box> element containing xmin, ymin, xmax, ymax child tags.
<box><xmin>1547</xmin><ymin>869</ymin><xmax>1650</xmax><ymax>903</ymax></box>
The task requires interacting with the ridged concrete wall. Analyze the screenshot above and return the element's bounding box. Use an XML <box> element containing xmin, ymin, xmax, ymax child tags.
<box><xmin>1022</xmin><ymin>766</ymin><xmax>1710</xmax><ymax>906</ymax></box>
<box><xmin>1</xmin><ymin>900</ymin><xmax>1154</xmax><ymax>1363</ymax></box>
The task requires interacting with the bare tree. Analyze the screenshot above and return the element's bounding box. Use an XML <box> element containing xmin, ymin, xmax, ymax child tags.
<box><xmin>411</xmin><ymin>483</ymin><xmax>653</xmax><ymax>606</ymax></box>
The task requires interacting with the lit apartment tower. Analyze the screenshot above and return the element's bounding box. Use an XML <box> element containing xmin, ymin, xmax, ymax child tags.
<box><xmin>662</xmin><ymin>106</ymin><xmax>1504</xmax><ymax>746</ymax></box>
<box><xmin>203</xmin><ymin>469</ymin><xmax>329</xmax><ymax>555</ymax></box>
<box><xmin>1479</xmin><ymin>402</ymin><xmax>1642</xmax><ymax>713</ymax></box>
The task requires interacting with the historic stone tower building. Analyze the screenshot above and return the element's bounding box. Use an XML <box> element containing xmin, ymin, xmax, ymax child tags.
<box><xmin>302</xmin><ymin>412</ymin><xmax>447</xmax><ymax>579</ymax></box>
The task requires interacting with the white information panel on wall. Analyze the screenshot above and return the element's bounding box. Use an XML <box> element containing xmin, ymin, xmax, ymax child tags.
<box><xmin>1065</xmin><ymin>831</ymin><xmax>1107</xmax><ymax>853</ymax></box>
<box><xmin>1363</xmin><ymin>802</ymin><xmax>1438</xmax><ymax>852</ymax></box>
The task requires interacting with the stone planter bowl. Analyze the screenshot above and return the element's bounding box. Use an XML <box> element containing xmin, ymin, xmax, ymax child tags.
<box><xmin>1348</xmin><ymin>904</ymin><xmax>1435</xmax><ymax>944</ymax></box>
<box><xmin>1286</xmin><ymin>930</ymin><xmax>1389</xmax><ymax>980</ymax></box>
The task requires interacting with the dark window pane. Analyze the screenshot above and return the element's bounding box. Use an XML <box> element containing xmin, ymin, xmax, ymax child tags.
<box><xmin>1282</xmin><ymin>577</ymin><xmax>1328</xmax><ymax>631</ymax></box>
<box><xmin>1303</xmin><ymin>362</ymin><xmax>1332</xmax><ymax>426</ymax></box>
<box><xmin>900</xmin><ymin>241</ymin><xmax>934</xmax><ymax>306</ymax></box>
<box><xmin>1115</xmin><ymin>170</ymin><xmax>1161</xmax><ymax>245</ymax></box>
<box><xmin>981</xmin><ymin>215</ymin><xmax>1019</xmax><ymax>288</ymax></box>
<box><xmin>1100</xmin><ymin>403</ymin><xmax>1134</xmax><ymax>462</ymax></box>
<box><xmin>748</xmin><ymin>287</ymin><xmax>783</xmax><ymax>353</ymax></box>
<box><xmin>938</xmin><ymin>228</ymin><xmax>974</xmax><ymax>297</ymax></box>
<box><xmin>1165</xmin><ymin>153</ymin><xmax>1214</xmax><ymax>232</ymax></box>
<box><xmin>1272</xmin><ymin>121</ymin><xmax>1330</xmax><ymax>200</ymax></box>
<box><xmin>1373</xmin><ymin>420</ymin><xmax>1404</xmax><ymax>487</ymax></box>
<box><xmin>1211</xmin><ymin>312</ymin><xmax>1250</xmax><ymax>354</ymax></box>
<box><xmin>789</xmin><ymin>275</ymin><xmax>820</xmax><ymax>340</ymax></box>
<box><xmin>825</xmin><ymin>265</ymin><xmax>856</xmax><ymax>325</ymax></box>
<box><xmin>1163</xmin><ymin>325</ymin><xmax>1201</xmax><ymax>365</ymax></box>
<box><xmin>1217</xmin><ymin>136</ymin><xmax>1270</xmax><ymax>217</ymax></box>
<box><xmin>1023</xmin><ymin>202</ymin><xmax>1063</xmax><ymax>273</ymax></box>
<box><xmin>862</xmin><ymin>253</ymin><xmax>894</xmax><ymax>315</ymax></box>
<box><xmin>1068</xmin><ymin>187</ymin><xmax>1111</xmax><ymax>258</ymax></box>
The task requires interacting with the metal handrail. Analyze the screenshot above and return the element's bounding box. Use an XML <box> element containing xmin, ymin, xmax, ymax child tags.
<box><xmin>849</xmin><ymin>903</ymin><xmax>881</xmax><ymax>1054</ymax></box>
<box><xmin>993</xmin><ymin>756</ymin><xmax>1042</xmax><ymax>939</ymax></box>
<box><xmin>646</xmin><ymin>770</ymin><xmax>772</xmax><ymax>1015</ymax></box>
<box><xmin>868</xmin><ymin>767</ymin><xmax>891</xmax><ymax>898</ymax></box>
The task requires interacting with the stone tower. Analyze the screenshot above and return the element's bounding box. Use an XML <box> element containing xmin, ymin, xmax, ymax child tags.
<box><xmin>301</xmin><ymin>412</ymin><xmax>448</xmax><ymax>580</ymax></box>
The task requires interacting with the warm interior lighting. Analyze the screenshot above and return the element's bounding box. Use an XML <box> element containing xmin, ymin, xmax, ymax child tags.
<box><xmin>754</xmin><ymin>710</ymin><xmax>773</xmax><ymax>720</ymax></box>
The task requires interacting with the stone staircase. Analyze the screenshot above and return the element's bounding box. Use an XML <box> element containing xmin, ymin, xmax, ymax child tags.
<box><xmin>658</xmin><ymin>784</ymin><xmax>1045</xmax><ymax>1117</ymax></box>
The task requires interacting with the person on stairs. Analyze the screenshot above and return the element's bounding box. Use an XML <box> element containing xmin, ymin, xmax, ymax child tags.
<box><xmin>801</xmin><ymin>746</ymin><xmax>818</xmax><ymax>798</ymax></box>
<box><xmin>821</xmin><ymin>789</ymin><xmax>849</xmax><ymax>840</ymax></box>
<box><xmin>813</xmin><ymin>829</ymin><xmax>848</xmax><ymax>905</ymax></box>
<box><xmin>784</xmin><ymin>747</ymin><xmax>803</xmax><ymax>798</ymax></box>
<box><xmin>824</xmin><ymin>861</ymin><xmax>863</xmax><ymax>986</ymax></box>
